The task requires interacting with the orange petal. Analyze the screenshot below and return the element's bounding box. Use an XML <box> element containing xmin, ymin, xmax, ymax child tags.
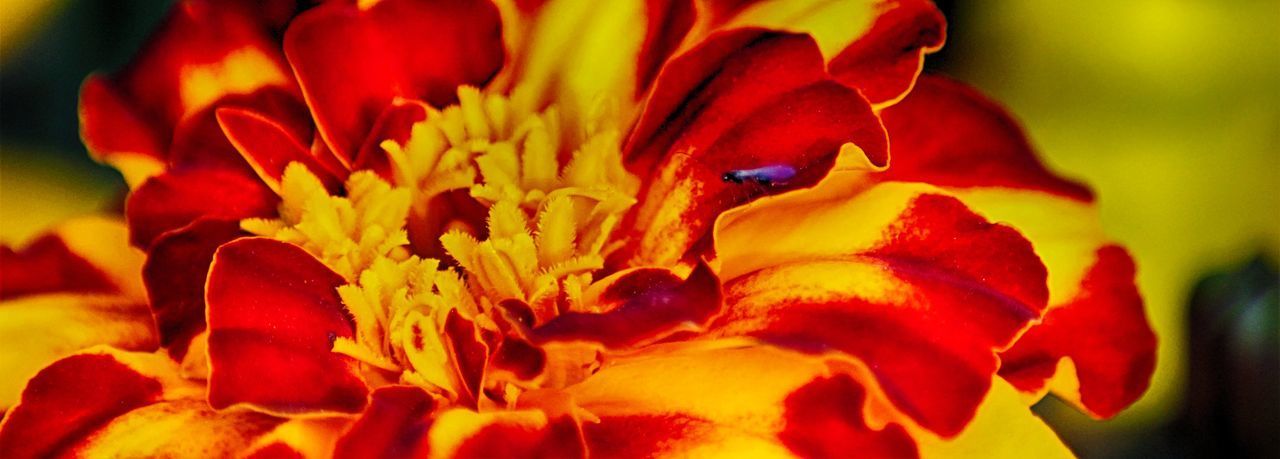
<box><xmin>125</xmin><ymin>168</ymin><xmax>278</xmax><ymax>249</ymax></box>
<box><xmin>566</xmin><ymin>341</ymin><xmax>916</xmax><ymax>457</ymax></box>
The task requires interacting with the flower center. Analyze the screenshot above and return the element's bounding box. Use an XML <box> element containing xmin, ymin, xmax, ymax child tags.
<box><xmin>241</xmin><ymin>87</ymin><xmax>638</xmax><ymax>399</ymax></box>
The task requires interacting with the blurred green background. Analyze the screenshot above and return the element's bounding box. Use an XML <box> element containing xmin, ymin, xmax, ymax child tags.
<box><xmin>1</xmin><ymin>1</ymin><xmax>1277</xmax><ymax>457</ymax></box>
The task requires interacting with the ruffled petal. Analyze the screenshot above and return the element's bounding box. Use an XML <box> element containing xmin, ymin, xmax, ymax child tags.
<box><xmin>999</xmin><ymin>246</ymin><xmax>1157</xmax><ymax>419</ymax></box>
<box><xmin>712</xmin><ymin>182</ymin><xmax>1048</xmax><ymax>436</ymax></box>
<box><xmin>284</xmin><ymin>0</ymin><xmax>505</xmax><ymax>163</ymax></box>
<box><xmin>566</xmin><ymin>341</ymin><xmax>916</xmax><ymax>458</ymax></box>
<box><xmin>0</xmin><ymin>348</ymin><xmax>281</xmax><ymax>458</ymax></box>
<box><xmin>333</xmin><ymin>385</ymin><xmax>436</xmax><ymax>459</ymax></box>
<box><xmin>142</xmin><ymin>218</ymin><xmax>245</xmax><ymax>357</ymax></box>
<box><xmin>829</xmin><ymin>0</ymin><xmax>946</xmax><ymax>107</ymax></box>
<box><xmin>620</xmin><ymin>29</ymin><xmax>886</xmax><ymax>268</ymax></box>
<box><xmin>876</xmin><ymin>76</ymin><xmax>1156</xmax><ymax>417</ymax></box>
<box><xmin>205</xmin><ymin>238</ymin><xmax>368</xmax><ymax>415</ymax></box>
<box><xmin>125</xmin><ymin>168</ymin><xmax>278</xmax><ymax>249</ymax></box>
<box><xmin>531</xmin><ymin>263</ymin><xmax>721</xmax><ymax>348</ymax></box>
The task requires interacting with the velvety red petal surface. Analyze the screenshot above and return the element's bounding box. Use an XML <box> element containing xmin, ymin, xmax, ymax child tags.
<box><xmin>284</xmin><ymin>0</ymin><xmax>505</xmax><ymax>163</ymax></box>
<box><xmin>205</xmin><ymin>238</ymin><xmax>367</xmax><ymax>414</ymax></box>
<box><xmin>333</xmin><ymin>386</ymin><xmax>436</xmax><ymax>459</ymax></box>
<box><xmin>780</xmin><ymin>374</ymin><xmax>919</xmax><ymax>458</ymax></box>
<box><xmin>126</xmin><ymin>168</ymin><xmax>278</xmax><ymax>249</ymax></box>
<box><xmin>217</xmin><ymin>105</ymin><xmax>340</xmax><ymax>192</ymax></box>
<box><xmin>142</xmin><ymin>218</ymin><xmax>245</xmax><ymax>357</ymax></box>
<box><xmin>634</xmin><ymin>0</ymin><xmax>696</xmax><ymax>97</ymax></box>
<box><xmin>712</xmin><ymin>193</ymin><xmax>1048</xmax><ymax>436</ymax></box>
<box><xmin>829</xmin><ymin>0</ymin><xmax>946</xmax><ymax>106</ymax></box>
<box><xmin>451</xmin><ymin>415</ymin><xmax>585</xmax><ymax>459</ymax></box>
<box><xmin>621</xmin><ymin>29</ymin><xmax>886</xmax><ymax>267</ymax></box>
<box><xmin>999</xmin><ymin>246</ymin><xmax>1157</xmax><ymax>418</ymax></box>
<box><xmin>878</xmin><ymin>75</ymin><xmax>1094</xmax><ymax>201</ymax></box>
<box><xmin>532</xmin><ymin>263</ymin><xmax>721</xmax><ymax>348</ymax></box>
<box><xmin>0</xmin><ymin>235</ymin><xmax>116</xmax><ymax>300</ymax></box>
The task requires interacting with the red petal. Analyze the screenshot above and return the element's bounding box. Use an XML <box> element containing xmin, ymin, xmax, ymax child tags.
<box><xmin>125</xmin><ymin>168</ymin><xmax>278</xmax><ymax>249</ymax></box>
<box><xmin>0</xmin><ymin>234</ymin><xmax>116</xmax><ymax>300</ymax></box>
<box><xmin>999</xmin><ymin>246</ymin><xmax>1157</xmax><ymax>418</ymax></box>
<box><xmin>780</xmin><ymin>375</ymin><xmax>919</xmax><ymax>458</ymax></box>
<box><xmin>878</xmin><ymin>75</ymin><xmax>1094</xmax><ymax>201</ymax></box>
<box><xmin>217</xmin><ymin>105</ymin><xmax>340</xmax><ymax>192</ymax></box>
<box><xmin>206</xmin><ymin>238</ymin><xmax>368</xmax><ymax>414</ymax></box>
<box><xmin>114</xmin><ymin>0</ymin><xmax>294</xmax><ymax>129</ymax></box>
<box><xmin>352</xmin><ymin>98</ymin><xmax>432</xmax><ymax>179</ymax></box>
<box><xmin>635</xmin><ymin>0</ymin><xmax>696</xmax><ymax>97</ymax></box>
<box><xmin>712</xmin><ymin>192</ymin><xmax>1047</xmax><ymax>436</ymax></box>
<box><xmin>0</xmin><ymin>353</ymin><xmax>163</xmax><ymax>458</ymax></box>
<box><xmin>620</xmin><ymin>29</ymin><xmax>886</xmax><ymax>267</ymax></box>
<box><xmin>829</xmin><ymin>0</ymin><xmax>946</xmax><ymax>106</ymax></box>
<box><xmin>532</xmin><ymin>263</ymin><xmax>721</xmax><ymax>348</ymax></box>
<box><xmin>451</xmin><ymin>414</ymin><xmax>585</xmax><ymax>459</ymax></box>
<box><xmin>142</xmin><ymin>218</ymin><xmax>245</xmax><ymax>356</ymax></box>
<box><xmin>284</xmin><ymin>0</ymin><xmax>505</xmax><ymax>163</ymax></box>
<box><xmin>78</xmin><ymin>75</ymin><xmax>166</xmax><ymax>166</ymax></box>
<box><xmin>444</xmin><ymin>310</ymin><xmax>490</xmax><ymax>406</ymax></box>
<box><xmin>333</xmin><ymin>385</ymin><xmax>436</xmax><ymax>459</ymax></box>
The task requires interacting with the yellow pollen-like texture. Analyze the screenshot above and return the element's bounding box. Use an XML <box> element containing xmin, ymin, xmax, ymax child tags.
<box><xmin>240</xmin><ymin>86</ymin><xmax>639</xmax><ymax>399</ymax></box>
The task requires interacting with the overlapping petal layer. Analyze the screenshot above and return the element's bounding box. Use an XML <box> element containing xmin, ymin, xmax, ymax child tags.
<box><xmin>79</xmin><ymin>0</ymin><xmax>296</xmax><ymax>186</ymax></box>
<box><xmin>0</xmin><ymin>218</ymin><xmax>156</xmax><ymax>409</ymax></box>
<box><xmin>285</xmin><ymin>0</ymin><xmax>506</xmax><ymax>163</ymax></box>
<box><xmin>620</xmin><ymin>29</ymin><xmax>887</xmax><ymax>268</ymax></box>
<box><xmin>0</xmin><ymin>348</ymin><xmax>281</xmax><ymax>458</ymax></box>
<box><xmin>713</xmin><ymin>183</ymin><xmax>1048</xmax><ymax>436</ymax></box>
<box><xmin>876</xmin><ymin>75</ymin><xmax>1157</xmax><ymax>416</ymax></box>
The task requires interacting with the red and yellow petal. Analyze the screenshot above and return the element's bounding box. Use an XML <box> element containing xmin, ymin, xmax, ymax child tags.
<box><xmin>217</xmin><ymin>105</ymin><xmax>341</xmax><ymax>193</ymax></box>
<box><xmin>999</xmin><ymin>246</ymin><xmax>1157</xmax><ymax>419</ymax></box>
<box><xmin>80</xmin><ymin>0</ymin><xmax>296</xmax><ymax>181</ymax></box>
<box><xmin>0</xmin><ymin>218</ymin><xmax>156</xmax><ymax>409</ymax></box>
<box><xmin>0</xmin><ymin>348</ymin><xmax>281</xmax><ymax>458</ymax></box>
<box><xmin>828</xmin><ymin>0</ymin><xmax>946</xmax><ymax>107</ymax></box>
<box><xmin>531</xmin><ymin>262</ymin><xmax>721</xmax><ymax>348</ymax></box>
<box><xmin>876</xmin><ymin>75</ymin><xmax>1157</xmax><ymax>417</ymax></box>
<box><xmin>565</xmin><ymin>341</ymin><xmax>914</xmax><ymax>458</ymax></box>
<box><xmin>205</xmin><ymin>238</ymin><xmax>368</xmax><ymax>415</ymax></box>
<box><xmin>712</xmin><ymin>182</ymin><xmax>1048</xmax><ymax>436</ymax></box>
<box><xmin>620</xmin><ymin>29</ymin><xmax>886</xmax><ymax>268</ymax></box>
<box><xmin>284</xmin><ymin>0</ymin><xmax>506</xmax><ymax>163</ymax></box>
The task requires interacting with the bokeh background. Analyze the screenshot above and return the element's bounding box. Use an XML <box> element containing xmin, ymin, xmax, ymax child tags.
<box><xmin>1</xmin><ymin>1</ymin><xmax>1277</xmax><ymax>457</ymax></box>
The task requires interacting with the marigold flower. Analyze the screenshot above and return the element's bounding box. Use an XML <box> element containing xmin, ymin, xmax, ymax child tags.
<box><xmin>0</xmin><ymin>0</ymin><xmax>1156</xmax><ymax>457</ymax></box>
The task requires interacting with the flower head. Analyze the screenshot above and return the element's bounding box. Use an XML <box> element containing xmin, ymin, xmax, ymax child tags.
<box><xmin>0</xmin><ymin>0</ymin><xmax>1156</xmax><ymax>457</ymax></box>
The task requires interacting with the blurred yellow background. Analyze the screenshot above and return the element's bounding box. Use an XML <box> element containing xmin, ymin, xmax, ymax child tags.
<box><xmin>1</xmin><ymin>0</ymin><xmax>1277</xmax><ymax>455</ymax></box>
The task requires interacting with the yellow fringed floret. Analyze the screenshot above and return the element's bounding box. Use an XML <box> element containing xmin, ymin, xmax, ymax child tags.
<box><xmin>243</xmin><ymin>164</ymin><xmax>411</xmax><ymax>281</ymax></box>
<box><xmin>243</xmin><ymin>163</ymin><xmax>476</xmax><ymax>398</ymax></box>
